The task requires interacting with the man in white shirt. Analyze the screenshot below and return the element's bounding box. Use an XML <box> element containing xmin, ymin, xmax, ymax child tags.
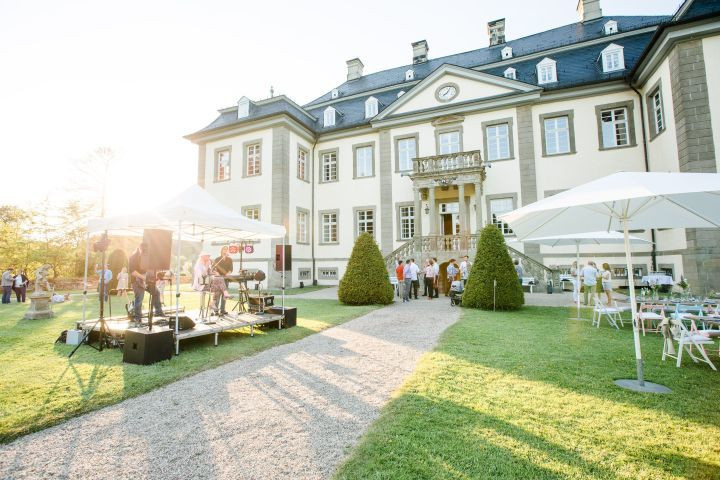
<box><xmin>460</xmin><ymin>255</ymin><xmax>471</xmax><ymax>286</ymax></box>
<box><xmin>580</xmin><ymin>261</ymin><xmax>599</xmax><ymax>306</ymax></box>
<box><xmin>409</xmin><ymin>259</ymin><xmax>420</xmax><ymax>300</ymax></box>
<box><xmin>432</xmin><ymin>257</ymin><xmax>440</xmax><ymax>298</ymax></box>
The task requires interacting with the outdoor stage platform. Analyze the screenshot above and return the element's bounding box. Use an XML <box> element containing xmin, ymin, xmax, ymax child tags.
<box><xmin>76</xmin><ymin>310</ymin><xmax>284</xmax><ymax>355</ymax></box>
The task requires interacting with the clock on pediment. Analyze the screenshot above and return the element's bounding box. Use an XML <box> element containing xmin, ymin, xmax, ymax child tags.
<box><xmin>435</xmin><ymin>82</ymin><xmax>459</xmax><ymax>103</ymax></box>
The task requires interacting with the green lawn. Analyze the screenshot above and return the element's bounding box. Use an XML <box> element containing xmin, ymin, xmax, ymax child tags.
<box><xmin>267</xmin><ymin>285</ymin><xmax>332</xmax><ymax>295</ymax></box>
<box><xmin>0</xmin><ymin>290</ymin><xmax>377</xmax><ymax>443</ymax></box>
<box><xmin>335</xmin><ymin>306</ymin><xmax>720</xmax><ymax>480</ymax></box>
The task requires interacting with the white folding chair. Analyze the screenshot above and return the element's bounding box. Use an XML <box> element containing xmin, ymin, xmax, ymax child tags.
<box><xmin>661</xmin><ymin>317</ymin><xmax>717</xmax><ymax>371</ymax></box>
<box><xmin>638</xmin><ymin>303</ymin><xmax>665</xmax><ymax>336</ymax></box>
<box><xmin>592</xmin><ymin>297</ymin><xmax>622</xmax><ymax>329</ymax></box>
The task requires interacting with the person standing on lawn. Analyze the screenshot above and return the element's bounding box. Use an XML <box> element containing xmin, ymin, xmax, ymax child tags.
<box><xmin>409</xmin><ymin>259</ymin><xmax>420</xmax><ymax>300</ymax></box>
<box><xmin>601</xmin><ymin>262</ymin><xmax>613</xmax><ymax>305</ymax></box>
<box><xmin>395</xmin><ymin>259</ymin><xmax>404</xmax><ymax>299</ymax></box>
<box><xmin>402</xmin><ymin>260</ymin><xmax>412</xmax><ymax>303</ymax></box>
<box><xmin>424</xmin><ymin>259</ymin><xmax>436</xmax><ymax>300</ymax></box>
<box><xmin>2</xmin><ymin>267</ymin><xmax>14</xmax><ymax>304</ymax></box>
<box><xmin>446</xmin><ymin>260</ymin><xmax>459</xmax><ymax>296</ymax></box>
<box><xmin>13</xmin><ymin>270</ymin><xmax>28</xmax><ymax>302</ymax></box>
<box><xmin>580</xmin><ymin>260</ymin><xmax>599</xmax><ymax>306</ymax></box>
<box><xmin>514</xmin><ymin>259</ymin><xmax>523</xmax><ymax>285</ymax></box>
<box><xmin>432</xmin><ymin>257</ymin><xmax>440</xmax><ymax>298</ymax></box>
<box><xmin>460</xmin><ymin>255</ymin><xmax>471</xmax><ymax>286</ymax></box>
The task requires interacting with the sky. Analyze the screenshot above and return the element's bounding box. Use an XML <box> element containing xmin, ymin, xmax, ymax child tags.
<box><xmin>0</xmin><ymin>0</ymin><xmax>683</xmax><ymax>215</ymax></box>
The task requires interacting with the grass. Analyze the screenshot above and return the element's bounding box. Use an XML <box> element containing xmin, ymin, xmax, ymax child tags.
<box><xmin>267</xmin><ymin>285</ymin><xmax>332</xmax><ymax>295</ymax></box>
<box><xmin>0</xmin><ymin>288</ymin><xmax>377</xmax><ymax>443</ymax></box>
<box><xmin>335</xmin><ymin>306</ymin><xmax>720</xmax><ymax>480</ymax></box>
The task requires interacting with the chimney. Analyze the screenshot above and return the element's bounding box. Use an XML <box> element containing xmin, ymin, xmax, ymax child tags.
<box><xmin>487</xmin><ymin>18</ymin><xmax>506</xmax><ymax>46</ymax></box>
<box><xmin>577</xmin><ymin>0</ymin><xmax>602</xmax><ymax>22</ymax></box>
<box><xmin>412</xmin><ymin>40</ymin><xmax>429</xmax><ymax>64</ymax></box>
<box><xmin>346</xmin><ymin>58</ymin><xmax>364</xmax><ymax>81</ymax></box>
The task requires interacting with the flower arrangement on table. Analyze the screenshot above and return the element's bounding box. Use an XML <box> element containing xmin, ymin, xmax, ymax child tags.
<box><xmin>677</xmin><ymin>277</ymin><xmax>690</xmax><ymax>293</ymax></box>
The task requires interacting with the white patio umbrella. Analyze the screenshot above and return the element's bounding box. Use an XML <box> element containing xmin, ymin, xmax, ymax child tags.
<box><xmin>501</xmin><ymin>171</ymin><xmax>720</xmax><ymax>393</ymax></box>
<box><xmin>523</xmin><ymin>231</ymin><xmax>652</xmax><ymax>320</ymax></box>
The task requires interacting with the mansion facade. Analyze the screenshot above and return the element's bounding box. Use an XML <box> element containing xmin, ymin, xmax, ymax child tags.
<box><xmin>186</xmin><ymin>0</ymin><xmax>720</xmax><ymax>293</ymax></box>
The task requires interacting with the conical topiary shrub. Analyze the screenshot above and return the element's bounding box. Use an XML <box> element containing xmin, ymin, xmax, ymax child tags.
<box><xmin>462</xmin><ymin>224</ymin><xmax>524</xmax><ymax>310</ymax></box>
<box><xmin>338</xmin><ymin>232</ymin><xmax>394</xmax><ymax>305</ymax></box>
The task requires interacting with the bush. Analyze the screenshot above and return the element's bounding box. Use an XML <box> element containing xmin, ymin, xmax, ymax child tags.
<box><xmin>462</xmin><ymin>224</ymin><xmax>524</xmax><ymax>310</ymax></box>
<box><xmin>339</xmin><ymin>232</ymin><xmax>394</xmax><ymax>305</ymax></box>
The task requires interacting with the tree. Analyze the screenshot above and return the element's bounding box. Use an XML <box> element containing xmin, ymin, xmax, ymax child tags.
<box><xmin>338</xmin><ymin>232</ymin><xmax>394</xmax><ymax>305</ymax></box>
<box><xmin>462</xmin><ymin>224</ymin><xmax>524</xmax><ymax>310</ymax></box>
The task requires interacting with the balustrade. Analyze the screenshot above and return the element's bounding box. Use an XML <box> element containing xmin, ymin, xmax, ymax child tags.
<box><xmin>413</xmin><ymin>150</ymin><xmax>483</xmax><ymax>175</ymax></box>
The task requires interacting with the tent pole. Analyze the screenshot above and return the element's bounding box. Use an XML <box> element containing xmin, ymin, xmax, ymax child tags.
<box><xmin>622</xmin><ymin>218</ymin><xmax>644</xmax><ymax>386</ymax></box>
<box><xmin>175</xmin><ymin>221</ymin><xmax>182</xmax><ymax>338</ymax></box>
<box><xmin>282</xmin><ymin>236</ymin><xmax>286</xmax><ymax>313</ymax></box>
<box><xmin>81</xmin><ymin>230</ymin><xmax>90</xmax><ymax>323</ymax></box>
<box><xmin>576</xmin><ymin>242</ymin><xmax>581</xmax><ymax>321</ymax></box>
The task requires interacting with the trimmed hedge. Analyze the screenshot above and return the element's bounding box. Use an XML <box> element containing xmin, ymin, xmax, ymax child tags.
<box><xmin>338</xmin><ymin>233</ymin><xmax>394</xmax><ymax>305</ymax></box>
<box><xmin>462</xmin><ymin>224</ymin><xmax>524</xmax><ymax>310</ymax></box>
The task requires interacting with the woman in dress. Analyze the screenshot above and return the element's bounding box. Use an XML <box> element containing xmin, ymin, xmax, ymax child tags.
<box><xmin>116</xmin><ymin>267</ymin><xmax>129</xmax><ymax>299</ymax></box>
<box><xmin>601</xmin><ymin>262</ymin><xmax>613</xmax><ymax>305</ymax></box>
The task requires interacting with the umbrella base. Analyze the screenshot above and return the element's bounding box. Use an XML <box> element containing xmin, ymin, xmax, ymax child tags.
<box><xmin>614</xmin><ymin>379</ymin><xmax>671</xmax><ymax>394</ymax></box>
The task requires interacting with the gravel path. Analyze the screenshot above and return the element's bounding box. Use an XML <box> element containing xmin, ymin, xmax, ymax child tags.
<box><xmin>0</xmin><ymin>298</ymin><xmax>458</xmax><ymax>480</ymax></box>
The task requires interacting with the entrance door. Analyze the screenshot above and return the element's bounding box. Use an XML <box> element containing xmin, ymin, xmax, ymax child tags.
<box><xmin>439</xmin><ymin>203</ymin><xmax>460</xmax><ymax>235</ymax></box>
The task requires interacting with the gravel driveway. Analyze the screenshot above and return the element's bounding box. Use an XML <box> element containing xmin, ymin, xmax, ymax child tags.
<box><xmin>0</xmin><ymin>297</ymin><xmax>458</xmax><ymax>479</ymax></box>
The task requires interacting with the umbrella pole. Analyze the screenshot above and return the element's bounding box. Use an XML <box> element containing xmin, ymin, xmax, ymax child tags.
<box><xmin>282</xmin><ymin>237</ymin><xmax>286</xmax><ymax>313</ymax></box>
<box><xmin>175</xmin><ymin>221</ymin><xmax>181</xmax><ymax>341</ymax></box>
<box><xmin>81</xmin><ymin>231</ymin><xmax>90</xmax><ymax>324</ymax></box>
<box><xmin>576</xmin><ymin>243</ymin><xmax>581</xmax><ymax>320</ymax></box>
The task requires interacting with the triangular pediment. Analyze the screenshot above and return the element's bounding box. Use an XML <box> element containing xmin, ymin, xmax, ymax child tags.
<box><xmin>375</xmin><ymin>64</ymin><xmax>540</xmax><ymax>120</ymax></box>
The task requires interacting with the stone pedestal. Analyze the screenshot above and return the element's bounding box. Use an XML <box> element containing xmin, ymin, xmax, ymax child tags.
<box><xmin>24</xmin><ymin>292</ymin><xmax>54</xmax><ymax>320</ymax></box>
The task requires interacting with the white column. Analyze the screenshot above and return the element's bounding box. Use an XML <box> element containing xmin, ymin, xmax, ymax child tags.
<box><xmin>413</xmin><ymin>186</ymin><xmax>422</xmax><ymax>238</ymax></box>
<box><xmin>474</xmin><ymin>181</ymin><xmax>483</xmax><ymax>232</ymax></box>
<box><xmin>458</xmin><ymin>183</ymin><xmax>467</xmax><ymax>234</ymax></box>
<box><xmin>428</xmin><ymin>186</ymin><xmax>437</xmax><ymax>235</ymax></box>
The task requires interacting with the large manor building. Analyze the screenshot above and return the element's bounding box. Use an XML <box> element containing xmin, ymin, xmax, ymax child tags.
<box><xmin>186</xmin><ymin>0</ymin><xmax>720</xmax><ymax>294</ymax></box>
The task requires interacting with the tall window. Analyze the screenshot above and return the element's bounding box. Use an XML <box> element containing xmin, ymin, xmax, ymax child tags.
<box><xmin>215</xmin><ymin>149</ymin><xmax>231</xmax><ymax>182</ymax></box>
<box><xmin>486</xmin><ymin>123</ymin><xmax>510</xmax><ymax>161</ymax></box>
<box><xmin>490</xmin><ymin>198</ymin><xmax>514</xmax><ymax>235</ymax></box>
<box><xmin>355</xmin><ymin>146</ymin><xmax>373</xmax><ymax>178</ymax></box>
<box><xmin>297</xmin><ymin>148</ymin><xmax>307</xmax><ymax>180</ymax></box>
<box><xmin>243</xmin><ymin>207</ymin><xmax>260</xmax><ymax>220</ymax></box>
<box><xmin>297</xmin><ymin>210</ymin><xmax>308</xmax><ymax>243</ymax></box>
<box><xmin>356</xmin><ymin>209</ymin><xmax>374</xmax><ymax>236</ymax></box>
<box><xmin>438</xmin><ymin>131</ymin><xmax>460</xmax><ymax>154</ymax></box>
<box><xmin>600</xmin><ymin>107</ymin><xmax>629</xmax><ymax>148</ymax></box>
<box><xmin>397</xmin><ymin>137</ymin><xmax>416</xmax><ymax>171</ymax></box>
<box><xmin>321</xmin><ymin>212</ymin><xmax>338</xmax><ymax>243</ymax></box>
<box><xmin>399</xmin><ymin>205</ymin><xmax>415</xmax><ymax>240</ymax></box>
<box><xmin>651</xmin><ymin>89</ymin><xmax>664</xmax><ymax>134</ymax></box>
<box><xmin>321</xmin><ymin>151</ymin><xmax>338</xmax><ymax>182</ymax></box>
<box><xmin>246</xmin><ymin>143</ymin><xmax>261</xmax><ymax>176</ymax></box>
<box><xmin>544</xmin><ymin>116</ymin><xmax>570</xmax><ymax>155</ymax></box>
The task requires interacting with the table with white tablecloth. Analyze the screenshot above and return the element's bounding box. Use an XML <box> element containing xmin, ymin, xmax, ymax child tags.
<box><xmin>641</xmin><ymin>274</ymin><xmax>674</xmax><ymax>286</ymax></box>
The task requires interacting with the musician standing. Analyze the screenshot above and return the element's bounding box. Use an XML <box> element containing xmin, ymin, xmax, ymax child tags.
<box><xmin>129</xmin><ymin>242</ymin><xmax>165</xmax><ymax>324</ymax></box>
<box><xmin>213</xmin><ymin>246</ymin><xmax>233</xmax><ymax>314</ymax></box>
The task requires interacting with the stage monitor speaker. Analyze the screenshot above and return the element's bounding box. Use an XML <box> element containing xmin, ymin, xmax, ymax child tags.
<box><xmin>168</xmin><ymin>315</ymin><xmax>196</xmax><ymax>331</ymax></box>
<box><xmin>267</xmin><ymin>306</ymin><xmax>296</xmax><ymax>328</ymax></box>
<box><xmin>123</xmin><ymin>328</ymin><xmax>173</xmax><ymax>365</ymax></box>
<box><xmin>275</xmin><ymin>244</ymin><xmax>292</xmax><ymax>271</ymax></box>
<box><xmin>143</xmin><ymin>229</ymin><xmax>172</xmax><ymax>271</ymax></box>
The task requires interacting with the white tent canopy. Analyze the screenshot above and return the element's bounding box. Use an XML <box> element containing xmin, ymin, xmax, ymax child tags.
<box><xmin>87</xmin><ymin>185</ymin><xmax>285</xmax><ymax>241</ymax></box>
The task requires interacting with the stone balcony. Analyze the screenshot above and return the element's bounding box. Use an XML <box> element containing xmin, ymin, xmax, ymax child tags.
<box><xmin>411</xmin><ymin>150</ymin><xmax>485</xmax><ymax>180</ymax></box>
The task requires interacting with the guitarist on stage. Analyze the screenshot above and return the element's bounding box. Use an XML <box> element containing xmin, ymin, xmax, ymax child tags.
<box><xmin>129</xmin><ymin>242</ymin><xmax>165</xmax><ymax>325</ymax></box>
<box><xmin>213</xmin><ymin>246</ymin><xmax>234</xmax><ymax>315</ymax></box>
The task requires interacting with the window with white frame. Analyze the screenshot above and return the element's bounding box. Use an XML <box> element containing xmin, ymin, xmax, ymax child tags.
<box><xmin>356</xmin><ymin>209</ymin><xmax>374</xmax><ymax>236</ymax></box>
<box><xmin>321</xmin><ymin>151</ymin><xmax>338</xmax><ymax>182</ymax></box>
<box><xmin>321</xmin><ymin>212</ymin><xmax>338</xmax><ymax>243</ymax></box>
<box><xmin>651</xmin><ymin>88</ymin><xmax>664</xmax><ymax>134</ymax></box>
<box><xmin>365</xmin><ymin>97</ymin><xmax>379</xmax><ymax>118</ymax></box>
<box><xmin>601</xmin><ymin>44</ymin><xmax>624</xmax><ymax>73</ymax></box>
<box><xmin>405</xmin><ymin>69</ymin><xmax>414</xmax><ymax>81</ymax></box>
<box><xmin>397</xmin><ymin>137</ymin><xmax>416</xmax><ymax>171</ymax></box>
<box><xmin>297</xmin><ymin>148</ymin><xmax>307</xmax><ymax>180</ymax></box>
<box><xmin>486</xmin><ymin>123</ymin><xmax>510</xmax><ymax>161</ymax></box>
<box><xmin>215</xmin><ymin>149</ymin><xmax>231</xmax><ymax>182</ymax></box>
<box><xmin>243</xmin><ymin>206</ymin><xmax>260</xmax><ymax>220</ymax></box>
<box><xmin>323</xmin><ymin>107</ymin><xmax>336</xmax><ymax>127</ymax></box>
<box><xmin>438</xmin><ymin>130</ymin><xmax>461</xmax><ymax>154</ymax></box>
<box><xmin>543</xmin><ymin>116</ymin><xmax>571</xmax><ymax>155</ymax></box>
<box><xmin>504</xmin><ymin>67</ymin><xmax>516</xmax><ymax>80</ymax></box>
<box><xmin>246</xmin><ymin>143</ymin><xmax>261</xmax><ymax>176</ymax></box>
<box><xmin>490</xmin><ymin>198</ymin><xmax>514</xmax><ymax>235</ymax></box>
<box><xmin>318</xmin><ymin>268</ymin><xmax>337</xmax><ymax>280</ymax></box>
<box><xmin>600</xmin><ymin>107</ymin><xmax>629</xmax><ymax>148</ymax></box>
<box><xmin>399</xmin><ymin>205</ymin><xmax>415</xmax><ymax>240</ymax></box>
<box><xmin>355</xmin><ymin>145</ymin><xmax>373</xmax><ymax>178</ymax></box>
<box><xmin>536</xmin><ymin>58</ymin><xmax>557</xmax><ymax>84</ymax></box>
<box><xmin>298</xmin><ymin>268</ymin><xmax>311</xmax><ymax>280</ymax></box>
<box><xmin>297</xmin><ymin>210</ymin><xmax>308</xmax><ymax>243</ymax></box>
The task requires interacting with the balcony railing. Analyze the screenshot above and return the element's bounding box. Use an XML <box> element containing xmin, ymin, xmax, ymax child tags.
<box><xmin>412</xmin><ymin>150</ymin><xmax>483</xmax><ymax>176</ymax></box>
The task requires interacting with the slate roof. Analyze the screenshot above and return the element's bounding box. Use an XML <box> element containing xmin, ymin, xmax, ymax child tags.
<box><xmin>188</xmin><ymin>14</ymin><xmax>675</xmax><ymax>138</ymax></box>
<box><xmin>676</xmin><ymin>0</ymin><xmax>720</xmax><ymax>21</ymax></box>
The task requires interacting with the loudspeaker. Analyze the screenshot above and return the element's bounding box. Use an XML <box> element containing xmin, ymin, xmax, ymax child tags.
<box><xmin>168</xmin><ymin>315</ymin><xmax>196</xmax><ymax>331</ymax></box>
<box><xmin>267</xmin><ymin>306</ymin><xmax>296</xmax><ymax>328</ymax></box>
<box><xmin>123</xmin><ymin>327</ymin><xmax>173</xmax><ymax>365</ymax></box>
<box><xmin>143</xmin><ymin>229</ymin><xmax>172</xmax><ymax>271</ymax></box>
<box><xmin>274</xmin><ymin>245</ymin><xmax>292</xmax><ymax>271</ymax></box>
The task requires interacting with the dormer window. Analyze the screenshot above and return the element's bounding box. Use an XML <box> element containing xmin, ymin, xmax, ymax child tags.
<box><xmin>604</xmin><ymin>20</ymin><xmax>618</xmax><ymax>35</ymax></box>
<box><xmin>331</xmin><ymin>88</ymin><xmax>339</xmax><ymax>99</ymax></box>
<box><xmin>504</xmin><ymin>67</ymin><xmax>516</xmax><ymax>80</ymax></box>
<box><xmin>536</xmin><ymin>58</ymin><xmax>557</xmax><ymax>84</ymax></box>
<box><xmin>323</xmin><ymin>106</ymin><xmax>336</xmax><ymax>127</ymax></box>
<box><xmin>405</xmin><ymin>69</ymin><xmax>414</xmax><ymax>81</ymax></box>
<box><xmin>365</xmin><ymin>96</ymin><xmax>379</xmax><ymax>118</ymax></box>
<box><xmin>397</xmin><ymin>90</ymin><xmax>405</xmax><ymax>98</ymax></box>
<box><xmin>237</xmin><ymin>96</ymin><xmax>250</xmax><ymax>119</ymax></box>
<box><xmin>601</xmin><ymin>44</ymin><xmax>624</xmax><ymax>73</ymax></box>
<box><xmin>501</xmin><ymin>46</ymin><xmax>513</xmax><ymax>59</ymax></box>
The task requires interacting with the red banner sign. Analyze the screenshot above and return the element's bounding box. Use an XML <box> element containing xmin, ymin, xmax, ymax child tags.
<box><xmin>228</xmin><ymin>245</ymin><xmax>239</xmax><ymax>254</ymax></box>
<box><xmin>244</xmin><ymin>245</ymin><xmax>254</xmax><ymax>254</ymax></box>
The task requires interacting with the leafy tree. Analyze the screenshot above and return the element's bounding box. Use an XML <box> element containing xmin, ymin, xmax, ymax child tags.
<box><xmin>462</xmin><ymin>224</ymin><xmax>524</xmax><ymax>310</ymax></box>
<box><xmin>338</xmin><ymin>232</ymin><xmax>394</xmax><ymax>305</ymax></box>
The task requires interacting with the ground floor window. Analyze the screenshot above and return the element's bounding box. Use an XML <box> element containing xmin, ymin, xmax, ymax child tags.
<box><xmin>490</xmin><ymin>198</ymin><xmax>514</xmax><ymax>235</ymax></box>
<box><xmin>399</xmin><ymin>205</ymin><xmax>414</xmax><ymax>240</ymax></box>
<box><xmin>321</xmin><ymin>212</ymin><xmax>338</xmax><ymax>243</ymax></box>
<box><xmin>318</xmin><ymin>267</ymin><xmax>338</xmax><ymax>280</ymax></box>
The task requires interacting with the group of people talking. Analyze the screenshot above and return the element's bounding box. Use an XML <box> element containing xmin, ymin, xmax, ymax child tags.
<box><xmin>394</xmin><ymin>255</ymin><xmax>472</xmax><ymax>302</ymax></box>
<box><xmin>572</xmin><ymin>260</ymin><xmax>615</xmax><ymax>306</ymax></box>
